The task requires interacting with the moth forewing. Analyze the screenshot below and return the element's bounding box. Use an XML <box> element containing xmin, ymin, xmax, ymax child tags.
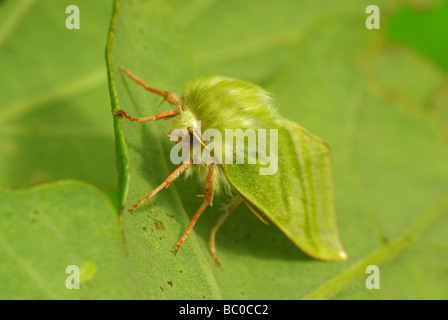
<box><xmin>223</xmin><ymin>119</ymin><xmax>347</xmax><ymax>261</ymax></box>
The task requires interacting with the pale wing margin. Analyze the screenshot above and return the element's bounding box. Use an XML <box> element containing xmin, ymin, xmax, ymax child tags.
<box><xmin>279</xmin><ymin>119</ymin><xmax>347</xmax><ymax>260</ymax></box>
<box><xmin>223</xmin><ymin>118</ymin><xmax>347</xmax><ymax>261</ymax></box>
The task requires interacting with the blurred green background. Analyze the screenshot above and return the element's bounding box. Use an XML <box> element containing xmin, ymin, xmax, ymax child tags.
<box><xmin>0</xmin><ymin>0</ymin><xmax>447</xmax><ymax>299</ymax></box>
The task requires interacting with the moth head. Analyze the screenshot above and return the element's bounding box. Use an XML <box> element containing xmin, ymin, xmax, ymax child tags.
<box><xmin>169</xmin><ymin>108</ymin><xmax>197</xmax><ymax>134</ymax></box>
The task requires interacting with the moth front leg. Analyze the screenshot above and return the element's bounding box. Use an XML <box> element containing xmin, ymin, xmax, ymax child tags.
<box><xmin>113</xmin><ymin>109</ymin><xmax>179</xmax><ymax>123</ymax></box>
<box><xmin>129</xmin><ymin>159</ymin><xmax>190</xmax><ymax>212</ymax></box>
<box><xmin>112</xmin><ymin>66</ymin><xmax>182</xmax><ymax>122</ymax></box>
<box><xmin>119</xmin><ymin>66</ymin><xmax>180</xmax><ymax>108</ymax></box>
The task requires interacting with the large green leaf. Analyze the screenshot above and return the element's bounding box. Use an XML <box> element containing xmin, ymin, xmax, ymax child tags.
<box><xmin>0</xmin><ymin>181</ymin><xmax>136</xmax><ymax>299</ymax></box>
<box><xmin>109</xmin><ymin>0</ymin><xmax>448</xmax><ymax>299</ymax></box>
<box><xmin>0</xmin><ymin>0</ymin><xmax>116</xmax><ymax>193</ymax></box>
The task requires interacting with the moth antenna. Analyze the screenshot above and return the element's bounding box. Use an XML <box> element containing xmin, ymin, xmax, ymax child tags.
<box><xmin>190</xmin><ymin>128</ymin><xmax>221</xmax><ymax>164</ymax></box>
<box><xmin>191</xmin><ymin>129</ymin><xmax>211</xmax><ymax>152</ymax></box>
<box><xmin>164</xmin><ymin>132</ymin><xmax>183</xmax><ymax>142</ymax></box>
<box><xmin>128</xmin><ymin>160</ymin><xmax>190</xmax><ymax>212</ymax></box>
<box><xmin>241</xmin><ymin>196</ymin><xmax>269</xmax><ymax>225</ymax></box>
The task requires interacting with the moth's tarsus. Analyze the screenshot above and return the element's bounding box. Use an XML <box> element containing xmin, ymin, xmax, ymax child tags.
<box><xmin>209</xmin><ymin>197</ymin><xmax>243</xmax><ymax>266</ymax></box>
<box><xmin>241</xmin><ymin>196</ymin><xmax>269</xmax><ymax>225</ymax></box>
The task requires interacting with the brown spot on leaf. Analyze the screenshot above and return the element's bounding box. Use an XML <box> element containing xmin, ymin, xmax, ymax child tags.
<box><xmin>28</xmin><ymin>123</ymin><xmax>42</xmax><ymax>135</ymax></box>
<box><xmin>167</xmin><ymin>280</ymin><xmax>173</xmax><ymax>287</ymax></box>
<box><xmin>32</xmin><ymin>172</ymin><xmax>48</xmax><ymax>186</ymax></box>
<box><xmin>154</xmin><ymin>220</ymin><xmax>165</xmax><ymax>230</ymax></box>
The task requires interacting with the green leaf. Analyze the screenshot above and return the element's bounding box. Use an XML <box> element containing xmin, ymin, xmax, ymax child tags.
<box><xmin>107</xmin><ymin>0</ymin><xmax>221</xmax><ymax>299</ymax></box>
<box><xmin>0</xmin><ymin>0</ymin><xmax>116</xmax><ymax>192</ymax></box>
<box><xmin>388</xmin><ymin>1</ymin><xmax>448</xmax><ymax>72</ymax></box>
<box><xmin>109</xmin><ymin>0</ymin><xmax>448</xmax><ymax>299</ymax></box>
<box><xmin>0</xmin><ymin>181</ymin><xmax>136</xmax><ymax>299</ymax></box>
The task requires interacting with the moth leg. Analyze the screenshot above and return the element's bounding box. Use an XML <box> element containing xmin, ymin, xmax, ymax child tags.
<box><xmin>173</xmin><ymin>163</ymin><xmax>216</xmax><ymax>255</ymax></box>
<box><xmin>129</xmin><ymin>160</ymin><xmax>190</xmax><ymax>212</ymax></box>
<box><xmin>113</xmin><ymin>109</ymin><xmax>179</xmax><ymax>123</ymax></box>
<box><xmin>209</xmin><ymin>197</ymin><xmax>242</xmax><ymax>266</ymax></box>
<box><xmin>120</xmin><ymin>66</ymin><xmax>180</xmax><ymax>108</ymax></box>
<box><xmin>241</xmin><ymin>196</ymin><xmax>269</xmax><ymax>225</ymax></box>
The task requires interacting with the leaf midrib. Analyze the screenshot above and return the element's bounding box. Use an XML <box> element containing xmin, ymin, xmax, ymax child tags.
<box><xmin>0</xmin><ymin>0</ymin><xmax>36</xmax><ymax>48</ymax></box>
<box><xmin>0</xmin><ymin>69</ymin><xmax>106</xmax><ymax>123</ymax></box>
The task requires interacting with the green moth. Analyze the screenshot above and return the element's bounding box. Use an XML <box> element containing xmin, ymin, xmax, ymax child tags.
<box><xmin>114</xmin><ymin>67</ymin><xmax>347</xmax><ymax>265</ymax></box>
